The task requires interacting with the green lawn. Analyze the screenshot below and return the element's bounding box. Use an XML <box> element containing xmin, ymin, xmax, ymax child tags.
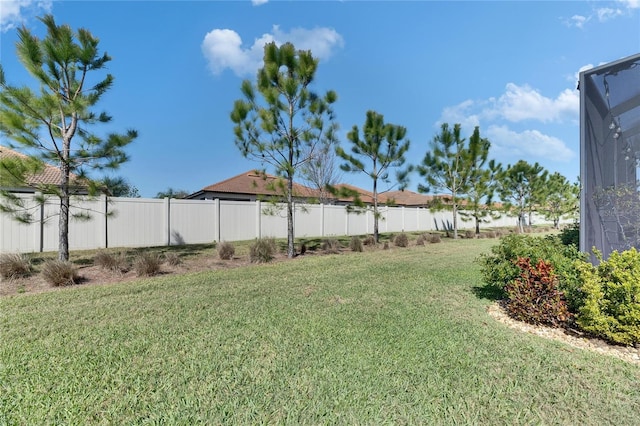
<box><xmin>1</xmin><ymin>238</ymin><xmax>639</xmax><ymax>424</ymax></box>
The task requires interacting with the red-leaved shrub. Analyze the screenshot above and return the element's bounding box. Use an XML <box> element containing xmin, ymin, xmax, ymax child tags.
<box><xmin>504</xmin><ymin>257</ymin><xmax>572</xmax><ymax>327</ymax></box>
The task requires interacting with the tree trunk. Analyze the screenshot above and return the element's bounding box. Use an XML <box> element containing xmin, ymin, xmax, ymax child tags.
<box><xmin>373</xmin><ymin>176</ymin><xmax>379</xmax><ymax>243</ymax></box>
<box><xmin>452</xmin><ymin>202</ymin><xmax>458</xmax><ymax>239</ymax></box>
<box><xmin>58</xmin><ymin>159</ymin><xmax>70</xmax><ymax>261</ymax></box>
<box><xmin>475</xmin><ymin>215</ymin><xmax>480</xmax><ymax>236</ymax></box>
<box><xmin>286</xmin><ymin>174</ymin><xmax>295</xmax><ymax>258</ymax></box>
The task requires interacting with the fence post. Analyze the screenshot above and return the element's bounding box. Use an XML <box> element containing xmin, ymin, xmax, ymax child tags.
<box><xmin>214</xmin><ymin>198</ymin><xmax>220</xmax><ymax>242</ymax></box>
<box><xmin>35</xmin><ymin>192</ymin><xmax>44</xmax><ymax>252</ymax></box>
<box><xmin>102</xmin><ymin>194</ymin><xmax>109</xmax><ymax>249</ymax></box>
<box><xmin>165</xmin><ymin>197</ymin><xmax>171</xmax><ymax>246</ymax></box>
<box><xmin>256</xmin><ymin>200</ymin><xmax>261</xmax><ymax>239</ymax></box>
<box><xmin>320</xmin><ymin>203</ymin><xmax>325</xmax><ymax>237</ymax></box>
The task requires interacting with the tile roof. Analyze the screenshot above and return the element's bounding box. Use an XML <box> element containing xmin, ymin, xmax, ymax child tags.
<box><xmin>196</xmin><ymin>170</ymin><xmax>449</xmax><ymax>207</ymax></box>
<box><xmin>385</xmin><ymin>189</ymin><xmax>435</xmax><ymax>206</ymax></box>
<box><xmin>0</xmin><ymin>145</ymin><xmax>82</xmax><ymax>188</ymax></box>
<box><xmin>201</xmin><ymin>170</ymin><xmax>318</xmax><ymax>199</ymax></box>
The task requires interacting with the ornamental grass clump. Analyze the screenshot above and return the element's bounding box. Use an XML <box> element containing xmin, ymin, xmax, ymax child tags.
<box><xmin>504</xmin><ymin>257</ymin><xmax>571</xmax><ymax>327</ymax></box>
<box><xmin>218</xmin><ymin>242</ymin><xmax>235</xmax><ymax>260</ymax></box>
<box><xmin>394</xmin><ymin>233</ymin><xmax>409</xmax><ymax>247</ymax></box>
<box><xmin>94</xmin><ymin>251</ymin><xmax>129</xmax><ymax>274</ymax></box>
<box><xmin>249</xmin><ymin>238</ymin><xmax>276</xmax><ymax>263</ymax></box>
<box><xmin>321</xmin><ymin>238</ymin><xmax>341</xmax><ymax>254</ymax></box>
<box><xmin>0</xmin><ymin>253</ymin><xmax>32</xmax><ymax>279</ymax></box>
<box><xmin>428</xmin><ymin>234</ymin><xmax>441</xmax><ymax>244</ymax></box>
<box><xmin>41</xmin><ymin>259</ymin><xmax>79</xmax><ymax>287</ymax></box>
<box><xmin>575</xmin><ymin>248</ymin><xmax>640</xmax><ymax>346</ymax></box>
<box><xmin>133</xmin><ymin>252</ymin><xmax>162</xmax><ymax>277</ymax></box>
<box><xmin>349</xmin><ymin>236</ymin><xmax>363</xmax><ymax>252</ymax></box>
<box><xmin>163</xmin><ymin>252</ymin><xmax>182</xmax><ymax>266</ymax></box>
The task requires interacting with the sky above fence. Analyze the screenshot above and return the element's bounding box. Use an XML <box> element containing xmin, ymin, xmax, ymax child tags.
<box><xmin>1</xmin><ymin>0</ymin><xmax>639</xmax><ymax>197</ymax></box>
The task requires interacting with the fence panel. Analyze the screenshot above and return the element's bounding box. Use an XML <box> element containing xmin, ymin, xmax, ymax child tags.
<box><xmin>219</xmin><ymin>201</ymin><xmax>257</xmax><ymax>242</ymax></box>
<box><xmin>108</xmin><ymin>197</ymin><xmax>166</xmax><ymax>248</ymax></box>
<box><xmin>169</xmin><ymin>199</ymin><xmax>217</xmax><ymax>245</ymax></box>
<box><xmin>1</xmin><ymin>193</ymin><xmax>570</xmax><ymax>254</ymax></box>
<box><xmin>323</xmin><ymin>205</ymin><xmax>347</xmax><ymax>236</ymax></box>
<box><xmin>294</xmin><ymin>204</ymin><xmax>323</xmax><ymax>238</ymax></box>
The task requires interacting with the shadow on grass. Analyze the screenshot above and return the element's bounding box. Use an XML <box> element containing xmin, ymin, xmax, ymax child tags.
<box><xmin>471</xmin><ymin>284</ymin><xmax>505</xmax><ymax>302</ymax></box>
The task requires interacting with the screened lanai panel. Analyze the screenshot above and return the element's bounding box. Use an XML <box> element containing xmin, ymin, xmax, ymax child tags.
<box><xmin>580</xmin><ymin>53</ymin><xmax>640</xmax><ymax>259</ymax></box>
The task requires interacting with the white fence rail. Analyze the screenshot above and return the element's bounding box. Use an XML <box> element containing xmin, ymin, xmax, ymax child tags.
<box><xmin>1</xmin><ymin>194</ymin><xmax>546</xmax><ymax>254</ymax></box>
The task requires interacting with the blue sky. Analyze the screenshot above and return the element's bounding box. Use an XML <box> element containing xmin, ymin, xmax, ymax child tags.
<box><xmin>1</xmin><ymin>0</ymin><xmax>639</xmax><ymax>197</ymax></box>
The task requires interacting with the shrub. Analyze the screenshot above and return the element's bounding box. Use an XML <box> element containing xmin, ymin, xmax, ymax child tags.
<box><xmin>321</xmin><ymin>238</ymin><xmax>341</xmax><ymax>254</ymax></box>
<box><xmin>383</xmin><ymin>242</ymin><xmax>389</xmax><ymax>250</ymax></box>
<box><xmin>41</xmin><ymin>259</ymin><xmax>79</xmax><ymax>286</ymax></box>
<box><xmin>94</xmin><ymin>251</ymin><xmax>129</xmax><ymax>273</ymax></box>
<box><xmin>476</xmin><ymin>234</ymin><xmax>585</xmax><ymax>310</ymax></box>
<box><xmin>250</xmin><ymin>238</ymin><xmax>276</xmax><ymax>263</ymax></box>
<box><xmin>559</xmin><ymin>222</ymin><xmax>580</xmax><ymax>248</ymax></box>
<box><xmin>350</xmin><ymin>236</ymin><xmax>363</xmax><ymax>252</ymax></box>
<box><xmin>363</xmin><ymin>235</ymin><xmax>376</xmax><ymax>246</ymax></box>
<box><xmin>133</xmin><ymin>252</ymin><xmax>162</xmax><ymax>277</ymax></box>
<box><xmin>164</xmin><ymin>252</ymin><xmax>182</xmax><ymax>266</ymax></box>
<box><xmin>416</xmin><ymin>234</ymin><xmax>427</xmax><ymax>246</ymax></box>
<box><xmin>299</xmin><ymin>243</ymin><xmax>307</xmax><ymax>255</ymax></box>
<box><xmin>218</xmin><ymin>241</ymin><xmax>235</xmax><ymax>260</ymax></box>
<box><xmin>575</xmin><ymin>249</ymin><xmax>640</xmax><ymax>345</ymax></box>
<box><xmin>0</xmin><ymin>253</ymin><xmax>32</xmax><ymax>279</ymax></box>
<box><xmin>504</xmin><ymin>257</ymin><xmax>572</xmax><ymax>327</ymax></box>
<box><xmin>394</xmin><ymin>233</ymin><xmax>409</xmax><ymax>247</ymax></box>
<box><xmin>464</xmin><ymin>230</ymin><xmax>475</xmax><ymax>239</ymax></box>
<box><xmin>428</xmin><ymin>234</ymin><xmax>441</xmax><ymax>244</ymax></box>
<box><xmin>485</xmin><ymin>231</ymin><xmax>497</xmax><ymax>239</ymax></box>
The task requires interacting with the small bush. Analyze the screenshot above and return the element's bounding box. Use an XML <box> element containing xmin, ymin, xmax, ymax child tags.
<box><xmin>363</xmin><ymin>235</ymin><xmax>376</xmax><ymax>246</ymax></box>
<box><xmin>299</xmin><ymin>243</ymin><xmax>307</xmax><ymax>255</ymax></box>
<box><xmin>133</xmin><ymin>252</ymin><xmax>162</xmax><ymax>277</ymax></box>
<box><xmin>416</xmin><ymin>234</ymin><xmax>427</xmax><ymax>246</ymax></box>
<box><xmin>575</xmin><ymin>248</ymin><xmax>640</xmax><ymax>345</ymax></box>
<box><xmin>428</xmin><ymin>234</ymin><xmax>441</xmax><ymax>244</ymax></box>
<box><xmin>41</xmin><ymin>259</ymin><xmax>79</xmax><ymax>286</ymax></box>
<box><xmin>485</xmin><ymin>231</ymin><xmax>497</xmax><ymax>239</ymax></box>
<box><xmin>164</xmin><ymin>252</ymin><xmax>182</xmax><ymax>266</ymax></box>
<box><xmin>504</xmin><ymin>257</ymin><xmax>572</xmax><ymax>327</ymax></box>
<box><xmin>350</xmin><ymin>236</ymin><xmax>363</xmax><ymax>252</ymax></box>
<box><xmin>250</xmin><ymin>238</ymin><xmax>276</xmax><ymax>263</ymax></box>
<box><xmin>321</xmin><ymin>238</ymin><xmax>341</xmax><ymax>254</ymax></box>
<box><xmin>476</xmin><ymin>234</ymin><xmax>585</xmax><ymax>310</ymax></box>
<box><xmin>383</xmin><ymin>242</ymin><xmax>389</xmax><ymax>250</ymax></box>
<box><xmin>559</xmin><ymin>222</ymin><xmax>580</xmax><ymax>248</ymax></box>
<box><xmin>94</xmin><ymin>251</ymin><xmax>129</xmax><ymax>273</ymax></box>
<box><xmin>0</xmin><ymin>253</ymin><xmax>32</xmax><ymax>279</ymax></box>
<box><xmin>218</xmin><ymin>241</ymin><xmax>235</xmax><ymax>260</ymax></box>
<box><xmin>394</xmin><ymin>233</ymin><xmax>409</xmax><ymax>247</ymax></box>
<box><xmin>464</xmin><ymin>230</ymin><xmax>475</xmax><ymax>239</ymax></box>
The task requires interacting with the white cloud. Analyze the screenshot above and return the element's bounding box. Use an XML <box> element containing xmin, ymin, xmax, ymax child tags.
<box><xmin>1</xmin><ymin>0</ymin><xmax>52</xmax><ymax>32</ymax></box>
<box><xmin>490</xmin><ymin>83</ymin><xmax>579</xmax><ymax>124</ymax></box>
<box><xmin>565</xmin><ymin>14</ymin><xmax>589</xmax><ymax>28</ymax></box>
<box><xmin>202</xmin><ymin>25</ymin><xmax>344</xmax><ymax>77</ymax></box>
<box><xmin>440</xmin><ymin>84</ymin><xmax>579</xmax><ymax>126</ymax></box>
<box><xmin>252</xmin><ymin>0</ymin><xmax>268</xmax><ymax>6</ymax></box>
<box><xmin>596</xmin><ymin>7</ymin><xmax>624</xmax><ymax>21</ymax></box>
<box><xmin>486</xmin><ymin>125</ymin><xmax>575</xmax><ymax>162</ymax></box>
<box><xmin>565</xmin><ymin>0</ymin><xmax>637</xmax><ymax>28</ymax></box>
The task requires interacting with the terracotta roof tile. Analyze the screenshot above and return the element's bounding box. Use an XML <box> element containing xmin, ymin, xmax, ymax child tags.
<box><xmin>0</xmin><ymin>145</ymin><xmax>82</xmax><ymax>188</ymax></box>
<box><xmin>201</xmin><ymin>170</ymin><xmax>319</xmax><ymax>199</ymax></box>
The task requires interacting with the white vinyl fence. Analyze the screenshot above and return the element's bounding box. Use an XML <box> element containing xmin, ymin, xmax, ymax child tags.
<box><xmin>1</xmin><ymin>193</ymin><xmax>540</xmax><ymax>254</ymax></box>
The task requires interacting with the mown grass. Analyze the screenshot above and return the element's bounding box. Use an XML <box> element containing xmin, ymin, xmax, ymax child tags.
<box><xmin>2</xmin><ymin>238</ymin><xmax>639</xmax><ymax>424</ymax></box>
